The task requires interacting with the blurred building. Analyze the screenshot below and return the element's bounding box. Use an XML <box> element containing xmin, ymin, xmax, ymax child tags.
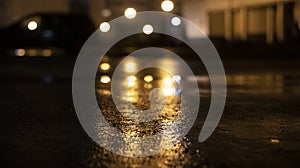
<box><xmin>182</xmin><ymin>0</ymin><xmax>300</xmax><ymax>43</ymax></box>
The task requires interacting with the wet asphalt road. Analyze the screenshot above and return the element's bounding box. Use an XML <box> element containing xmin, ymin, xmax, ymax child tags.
<box><xmin>0</xmin><ymin>53</ymin><xmax>300</xmax><ymax>168</ymax></box>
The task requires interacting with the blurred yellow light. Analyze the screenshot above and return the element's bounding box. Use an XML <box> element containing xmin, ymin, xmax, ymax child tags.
<box><xmin>144</xmin><ymin>75</ymin><xmax>153</xmax><ymax>83</ymax></box>
<box><xmin>42</xmin><ymin>49</ymin><xmax>52</xmax><ymax>57</ymax></box>
<box><xmin>124</xmin><ymin>7</ymin><xmax>137</xmax><ymax>19</ymax></box>
<box><xmin>15</xmin><ymin>49</ymin><xmax>25</xmax><ymax>56</ymax></box>
<box><xmin>100</xmin><ymin>63</ymin><xmax>110</xmax><ymax>71</ymax></box>
<box><xmin>28</xmin><ymin>21</ymin><xmax>38</xmax><ymax>30</ymax></box>
<box><xmin>144</xmin><ymin>83</ymin><xmax>152</xmax><ymax>89</ymax></box>
<box><xmin>99</xmin><ymin>22</ymin><xmax>110</xmax><ymax>32</ymax></box>
<box><xmin>143</xmin><ymin>24</ymin><xmax>153</xmax><ymax>35</ymax></box>
<box><xmin>127</xmin><ymin>97</ymin><xmax>135</xmax><ymax>102</ymax></box>
<box><xmin>161</xmin><ymin>0</ymin><xmax>174</xmax><ymax>12</ymax></box>
<box><xmin>163</xmin><ymin>88</ymin><xmax>175</xmax><ymax>96</ymax></box>
<box><xmin>100</xmin><ymin>75</ymin><xmax>111</xmax><ymax>83</ymax></box>
<box><xmin>271</xmin><ymin>138</ymin><xmax>280</xmax><ymax>144</ymax></box>
<box><xmin>27</xmin><ymin>49</ymin><xmax>37</xmax><ymax>56</ymax></box>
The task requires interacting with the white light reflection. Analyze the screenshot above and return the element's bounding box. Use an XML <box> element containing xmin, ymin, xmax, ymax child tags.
<box><xmin>173</xmin><ymin>75</ymin><xmax>181</xmax><ymax>82</ymax></box>
<box><xmin>163</xmin><ymin>88</ymin><xmax>175</xmax><ymax>96</ymax></box>
<box><xmin>124</xmin><ymin>61</ymin><xmax>137</xmax><ymax>73</ymax></box>
<box><xmin>271</xmin><ymin>138</ymin><xmax>280</xmax><ymax>144</ymax></box>
<box><xmin>163</xmin><ymin>77</ymin><xmax>173</xmax><ymax>87</ymax></box>
<box><xmin>127</xmin><ymin>75</ymin><xmax>137</xmax><ymax>87</ymax></box>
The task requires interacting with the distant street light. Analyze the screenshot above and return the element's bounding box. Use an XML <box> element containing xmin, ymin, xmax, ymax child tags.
<box><xmin>161</xmin><ymin>0</ymin><xmax>174</xmax><ymax>12</ymax></box>
<box><xmin>124</xmin><ymin>8</ymin><xmax>137</xmax><ymax>19</ymax></box>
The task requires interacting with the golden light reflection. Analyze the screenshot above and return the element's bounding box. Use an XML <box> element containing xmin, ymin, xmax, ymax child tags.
<box><xmin>100</xmin><ymin>75</ymin><xmax>111</xmax><ymax>84</ymax></box>
<box><xmin>226</xmin><ymin>74</ymin><xmax>283</xmax><ymax>94</ymax></box>
<box><xmin>42</xmin><ymin>49</ymin><xmax>52</xmax><ymax>57</ymax></box>
<box><xmin>27</xmin><ymin>49</ymin><xmax>38</xmax><ymax>56</ymax></box>
<box><xmin>271</xmin><ymin>138</ymin><xmax>280</xmax><ymax>144</ymax></box>
<box><xmin>125</xmin><ymin>90</ymin><xmax>137</xmax><ymax>102</ymax></box>
<box><xmin>144</xmin><ymin>75</ymin><xmax>154</xmax><ymax>83</ymax></box>
<box><xmin>144</xmin><ymin>83</ymin><xmax>152</xmax><ymax>89</ymax></box>
<box><xmin>15</xmin><ymin>49</ymin><xmax>25</xmax><ymax>56</ymax></box>
<box><xmin>100</xmin><ymin>63</ymin><xmax>110</xmax><ymax>71</ymax></box>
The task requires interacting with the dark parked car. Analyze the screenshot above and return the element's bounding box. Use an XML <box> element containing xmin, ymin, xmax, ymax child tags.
<box><xmin>0</xmin><ymin>13</ymin><xmax>95</xmax><ymax>57</ymax></box>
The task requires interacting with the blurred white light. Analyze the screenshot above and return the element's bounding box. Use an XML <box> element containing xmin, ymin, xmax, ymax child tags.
<box><xmin>143</xmin><ymin>24</ymin><xmax>153</xmax><ymax>35</ymax></box>
<box><xmin>101</xmin><ymin>9</ymin><xmax>112</xmax><ymax>17</ymax></box>
<box><xmin>171</xmin><ymin>17</ymin><xmax>181</xmax><ymax>26</ymax></box>
<box><xmin>163</xmin><ymin>88</ymin><xmax>175</xmax><ymax>96</ymax></box>
<box><xmin>42</xmin><ymin>49</ymin><xmax>52</xmax><ymax>57</ymax></box>
<box><xmin>161</xmin><ymin>0</ymin><xmax>174</xmax><ymax>12</ymax></box>
<box><xmin>163</xmin><ymin>77</ymin><xmax>173</xmax><ymax>87</ymax></box>
<box><xmin>100</xmin><ymin>75</ymin><xmax>111</xmax><ymax>83</ymax></box>
<box><xmin>100</xmin><ymin>63</ymin><xmax>110</xmax><ymax>71</ymax></box>
<box><xmin>125</xmin><ymin>61</ymin><xmax>136</xmax><ymax>73</ymax></box>
<box><xmin>124</xmin><ymin>8</ymin><xmax>137</xmax><ymax>19</ymax></box>
<box><xmin>173</xmin><ymin>75</ymin><xmax>181</xmax><ymax>82</ymax></box>
<box><xmin>127</xmin><ymin>75</ymin><xmax>137</xmax><ymax>87</ymax></box>
<box><xmin>15</xmin><ymin>49</ymin><xmax>25</xmax><ymax>56</ymax></box>
<box><xmin>99</xmin><ymin>22</ymin><xmax>110</xmax><ymax>32</ymax></box>
<box><xmin>28</xmin><ymin>21</ymin><xmax>37</xmax><ymax>30</ymax></box>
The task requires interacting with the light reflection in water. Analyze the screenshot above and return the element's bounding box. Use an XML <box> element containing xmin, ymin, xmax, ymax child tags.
<box><xmin>94</xmin><ymin>54</ymin><xmax>291</xmax><ymax>166</ymax></box>
<box><xmin>144</xmin><ymin>75</ymin><xmax>154</xmax><ymax>83</ymax></box>
<box><xmin>82</xmin><ymin>137</ymin><xmax>202</xmax><ymax>168</ymax></box>
<box><xmin>100</xmin><ymin>63</ymin><xmax>111</xmax><ymax>71</ymax></box>
<box><xmin>124</xmin><ymin>58</ymin><xmax>137</xmax><ymax>73</ymax></box>
<box><xmin>270</xmin><ymin>138</ymin><xmax>280</xmax><ymax>144</ymax></box>
<box><xmin>193</xmin><ymin>74</ymin><xmax>284</xmax><ymax>95</ymax></box>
